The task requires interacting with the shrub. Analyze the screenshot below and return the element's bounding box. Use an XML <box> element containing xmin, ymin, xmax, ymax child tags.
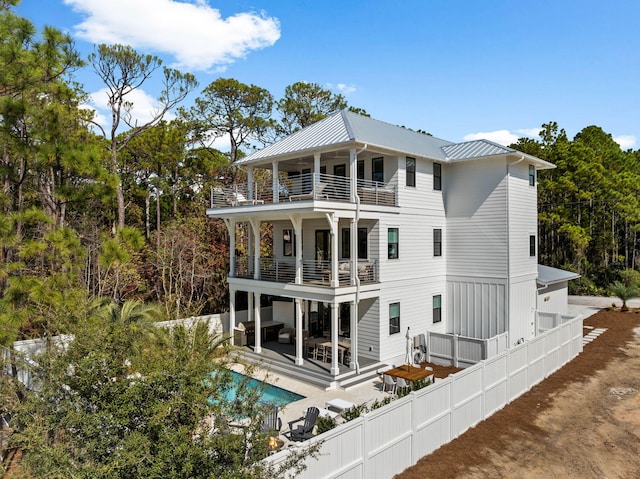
<box><xmin>315</xmin><ymin>414</ymin><xmax>337</xmax><ymax>434</ymax></box>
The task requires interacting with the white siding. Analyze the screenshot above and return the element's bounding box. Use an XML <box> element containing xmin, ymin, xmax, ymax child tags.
<box><xmin>445</xmin><ymin>159</ymin><xmax>508</xmax><ymax>277</ymax></box>
<box><xmin>397</xmin><ymin>157</ymin><xmax>445</xmax><ymax>212</ymax></box>
<box><xmin>537</xmin><ymin>282</ymin><xmax>569</xmax><ymax>315</ymax></box>
<box><xmin>357</xmin><ymin>297</ymin><xmax>379</xmax><ymax>360</ymax></box>
<box><xmin>508</xmin><ymin>162</ymin><xmax>538</xmax><ymax>277</ymax></box>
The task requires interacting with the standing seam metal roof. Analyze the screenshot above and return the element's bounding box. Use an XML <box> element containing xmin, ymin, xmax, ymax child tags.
<box><xmin>236</xmin><ymin>110</ymin><xmax>553</xmax><ymax>168</ymax></box>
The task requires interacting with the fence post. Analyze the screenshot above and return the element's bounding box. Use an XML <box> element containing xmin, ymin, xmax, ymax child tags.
<box><xmin>453</xmin><ymin>334</ymin><xmax>459</xmax><ymax>367</ymax></box>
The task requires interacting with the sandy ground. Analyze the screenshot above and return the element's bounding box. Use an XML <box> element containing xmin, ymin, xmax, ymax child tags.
<box><xmin>396</xmin><ymin>308</ymin><xmax>640</xmax><ymax>479</ymax></box>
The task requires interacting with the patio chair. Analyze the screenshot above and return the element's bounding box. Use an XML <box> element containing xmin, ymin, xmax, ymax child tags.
<box><xmin>261</xmin><ymin>406</ymin><xmax>282</xmax><ymax>434</ymax></box>
<box><xmin>382</xmin><ymin>374</ymin><xmax>397</xmax><ymax>394</ymax></box>
<box><xmin>396</xmin><ymin>377</ymin><xmax>410</xmax><ymax>394</ymax></box>
<box><xmin>278</xmin><ymin>327</ymin><xmax>294</xmax><ymax>344</ymax></box>
<box><xmin>289</xmin><ymin>182</ymin><xmax>328</xmax><ymax>201</ymax></box>
<box><xmin>288</xmin><ymin>407</ymin><xmax>319</xmax><ymax>442</ymax></box>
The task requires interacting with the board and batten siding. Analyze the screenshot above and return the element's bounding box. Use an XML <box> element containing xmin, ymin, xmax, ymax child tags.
<box><xmin>444</xmin><ymin>158</ymin><xmax>508</xmax><ymax>278</ymax></box>
<box><xmin>447</xmin><ymin>277</ymin><xmax>507</xmax><ymax>339</ymax></box>
<box><xmin>508</xmin><ymin>161</ymin><xmax>538</xmax><ymax>277</ymax></box>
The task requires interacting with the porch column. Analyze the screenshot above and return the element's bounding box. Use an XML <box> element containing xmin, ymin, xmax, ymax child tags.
<box><xmin>295</xmin><ymin>298</ymin><xmax>303</xmax><ymax>365</ymax></box>
<box><xmin>247</xmin><ymin>222</ymin><xmax>253</xmax><ymax>277</ymax></box>
<box><xmin>350</xmin><ymin>299</ymin><xmax>357</xmax><ymax>369</ymax></box>
<box><xmin>224</xmin><ymin>219</ymin><xmax>236</xmax><ymax>277</ymax></box>
<box><xmin>330</xmin><ymin>302</ymin><xmax>339</xmax><ymax>376</ymax></box>
<box><xmin>247</xmin><ymin>166</ymin><xmax>254</xmax><ymax>199</ymax></box>
<box><xmin>289</xmin><ymin>214</ymin><xmax>303</xmax><ymax>284</ymax></box>
<box><xmin>249</xmin><ymin>218</ymin><xmax>260</xmax><ymax>280</ymax></box>
<box><xmin>228</xmin><ymin>288</ymin><xmax>236</xmax><ymax>346</ymax></box>
<box><xmin>313</xmin><ymin>153</ymin><xmax>321</xmax><ymax>184</ymax></box>
<box><xmin>325</xmin><ymin>213</ymin><xmax>339</xmax><ymax>287</ymax></box>
<box><xmin>272</xmin><ymin>161</ymin><xmax>279</xmax><ymax>203</ymax></box>
<box><xmin>349</xmin><ymin>148</ymin><xmax>356</xmax><ymax>202</ymax></box>
<box><xmin>254</xmin><ymin>292</ymin><xmax>261</xmax><ymax>354</ymax></box>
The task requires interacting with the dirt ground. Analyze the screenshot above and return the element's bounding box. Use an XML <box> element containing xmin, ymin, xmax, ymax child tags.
<box><xmin>396</xmin><ymin>309</ymin><xmax>640</xmax><ymax>479</ymax></box>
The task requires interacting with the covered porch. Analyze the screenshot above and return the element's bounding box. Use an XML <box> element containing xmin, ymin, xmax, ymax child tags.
<box><xmin>228</xmin><ymin>290</ymin><xmax>377</xmax><ymax>379</ymax></box>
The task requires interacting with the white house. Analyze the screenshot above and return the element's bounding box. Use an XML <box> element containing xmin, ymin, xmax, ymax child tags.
<box><xmin>206</xmin><ymin>110</ymin><xmax>563</xmax><ymax>388</ymax></box>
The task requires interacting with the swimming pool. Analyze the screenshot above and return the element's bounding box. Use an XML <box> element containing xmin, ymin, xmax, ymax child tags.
<box><xmin>220</xmin><ymin>371</ymin><xmax>305</xmax><ymax>407</ymax></box>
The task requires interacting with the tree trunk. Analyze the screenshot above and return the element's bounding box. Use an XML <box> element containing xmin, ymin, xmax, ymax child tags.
<box><xmin>145</xmin><ymin>191</ymin><xmax>151</xmax><ymax>240</ymax></box>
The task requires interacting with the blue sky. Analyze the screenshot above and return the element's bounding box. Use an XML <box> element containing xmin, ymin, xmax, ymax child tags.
<box><xmin>16</xmin><ymin>0</ymin><xmax>640</xmax><ymax>149</ymax></box>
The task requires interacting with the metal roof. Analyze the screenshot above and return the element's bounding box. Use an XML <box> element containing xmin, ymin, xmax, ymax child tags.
<box><xmin>537</xmin><ymin>265</ymin><xmax>581</xmax><ymax>286</ymax></box>
<box><xmin>236</xmin><ymin>110</ymin><xmax>453</xmax><ymax>165</ymax></box>
<box><xmin>236</xmin><ymin>110</ymin><xmax>555</xmax><ymax>169</ymax></box>
<box><xmin>442</xmin><ymin>140</ymin><xmax>514</xmax><ymax>160</ymax></box>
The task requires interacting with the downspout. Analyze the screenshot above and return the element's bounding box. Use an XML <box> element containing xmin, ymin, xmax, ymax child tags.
<box><xmin>506</xmin><ymin>155</ymin><xmax>525</xmax><ymax>348</ymax></box>
<box><xmin>352</xmin><ymin>144</ymin><xmax>367</xmax><ymax>374</ymax></box>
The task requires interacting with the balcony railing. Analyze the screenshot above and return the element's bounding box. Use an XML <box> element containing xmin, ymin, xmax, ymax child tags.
<box><xmin>232</xmin><ymin>257</ymin><xmax>378</xmax><ymax>286</ymax></box>
<box><xmin>210</xmin><ymin>173</ymin><xmax>397</xmax><ymax>208</ymax></box>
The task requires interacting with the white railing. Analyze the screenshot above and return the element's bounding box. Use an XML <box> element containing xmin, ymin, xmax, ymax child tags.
<box><xmin>266</xmin><ymin>313</ymin><xmax>584</xmax><ymax>478</ymax></box>
<box><xmin>209</xmin><ymin>173</ymin><xmax>399</xmax><ymax>207</ymax></box>
<box><xmin>535</xmin><ymin>311</ymin><xmax>576</xmax><ymax>334</ymax></box>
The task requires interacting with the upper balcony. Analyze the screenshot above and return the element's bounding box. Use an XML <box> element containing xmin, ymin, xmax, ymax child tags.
<box><xmin>234</xmin><ymin>257</ymin><xmax>379</xmax><ymax>287</ymax></box>
<box><xmin>209</xmin><ymin>173</ymin><xmax>397</xmax><ymax>210</ymax></box>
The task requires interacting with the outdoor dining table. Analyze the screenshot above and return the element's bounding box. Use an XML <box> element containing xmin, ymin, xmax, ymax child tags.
<box><xmin>384</xmin><ymin>364</ymin><xmax>433</xmax><ymax>382</ymax></box>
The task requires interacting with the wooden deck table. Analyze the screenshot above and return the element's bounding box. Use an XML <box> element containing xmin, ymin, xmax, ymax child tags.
<box><xmin>385</xmin><ymin>364</ymin><xmax>433</xmax><ymax>382</ymax></box>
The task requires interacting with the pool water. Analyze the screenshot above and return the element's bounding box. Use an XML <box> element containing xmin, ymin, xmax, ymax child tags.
<box><xmin>220</xmin><ymin>371</ymin><xmax>305</xmax><ymax>407</ymax></box>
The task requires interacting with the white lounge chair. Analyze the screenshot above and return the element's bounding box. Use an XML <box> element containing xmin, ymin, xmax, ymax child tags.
<box><xmin>289</xmin><ymin>182</ymin><xmax>328</xmax><ymax>201</ymax></box>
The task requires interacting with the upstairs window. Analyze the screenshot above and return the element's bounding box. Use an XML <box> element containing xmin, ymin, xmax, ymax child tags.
<box><xmin>530</xmin><ymin>235</ymin><xmax>536</xmax><ymax>257</ymax></box>
<box><xmin>434</xmin><ymin>163</ymin><xmax>442</xmax><ymax>190</ymax></box>
<box><xmin>388</xmin><ymin>228</ymin><xmax>399</xmax><ymax>259</ymax></box>
<box><xmin>406</xmin><ymin>157</ymin><xmax>416</xmax><ymax>187</ymax></box>
<box><xmin>529</xmin><ymin>165</ymin><xmax>535</xmax><ymax>186</ymax></box>
<box><xmin>433</xmin><ymin>295</ymin><xmax>442</xmax><ymax>323</ymax></box>
<box><xmin>357</xmin><ymin>159</ymin><xmax>365</xmax><ymax>180</ymax></box>
<box><xmin>372</xmin><ymin>157</ymin><xmax>384</xmax><ymax>184</ymax></box>
<box><xmin>342</xmin><ymin>227</ymin><xmax>368</xmax><ymax>259</ymax></box>
<box><xmin>433</xmin><ymin>229</ymin><xmax>442</xmax><ymax>257</ymax></box>
<box><xmin>389</xmin><ymin>302</ymin><xmax>400</xmax><ymax>335</ymax></box>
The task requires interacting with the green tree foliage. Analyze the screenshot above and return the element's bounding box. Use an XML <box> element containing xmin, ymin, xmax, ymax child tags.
<box><xmin>183</xmin><ymin>77</ymin><xmax>274</xmax><ymax>167</ymax></box>
<box><xmin>513</xmin><ymin>122</ymin><xmax>640</xmax><ymax>291</ymax></box>
<box><xmin>7</xmin><ymin>301</ymin><xmax>313</xmax><ymax>478</ymax></box>
<box><xmin>275</xmin><ymin>81</ymin><xmax>347</xmax><ymax>136</ymax></box>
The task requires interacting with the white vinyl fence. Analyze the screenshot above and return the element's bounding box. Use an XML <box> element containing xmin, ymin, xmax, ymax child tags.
<box><xmin>267</xmin><ymin>313</ymin><xmax>583</xmax><ymax>479</ymax></box>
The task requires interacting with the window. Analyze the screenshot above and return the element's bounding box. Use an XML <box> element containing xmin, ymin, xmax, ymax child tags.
<box><xmin>433</xmin><ymin>295</ymin><xmax>441</xmax><ymax>323</ymax></box>
<box><xmin>433</xmin><ymin>228</ymin><xmax>442</xmax><ymax>257</ymax></box>
<box><xmin>434</xmin><ymin>163</ymin><xmax>442</xmax><ymax>191</ymax></box>
<box><xmin>342</xmin><ymin>227</ymin><xmax>368</xmax><ymax>259</ymax></box>
<box><xmin>372</xmin><ymin>157</ymin><xmax>384</xmax><ymax>183</ymax></box>
<box><xmin>334</xmin><ymin>164</ymin><xmax>346</xmax><ymax>177</ymax></box>
<box><xmin>389</xmin><ymin>302</ymin><xmax>400</xmax><ymax>334</ymax></box>
<box><xmin>388</xmin><ymin>228</ymin><xmax>399</xmax><ymax>259</ymax></box>
<box><xmin>357</xmin><ymin>159</ymin><xmax>365</xmax><ymax>180</ymax></box>
<box><xmin>406</xmin><ymin>157</ymin><xmax>416</xmax><ymax>187</ymax></box>
<box><xmin>283</xmin><ymin>229</ymin><xmax>295</xmax><ymax>256</ymax></box>
<box><xmin>530</xmin><ymin>235</ymin><xmax>536</xmax><ymax>257</ymax></box>
<box><xmin>529</xmin><ymin>165</ymin><xmax>535</xmax><ymax>186</ymax></box>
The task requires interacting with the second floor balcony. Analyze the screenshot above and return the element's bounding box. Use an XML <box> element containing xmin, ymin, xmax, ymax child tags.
<box><xmin>234</xmin><ymin>257</ymin><xmax>378</xmax><ymax>287</ymax></box>
<box><xmin>210</xmin><ymin>173</ymin><xmax>397</xmax><ymax>209</ymax></box>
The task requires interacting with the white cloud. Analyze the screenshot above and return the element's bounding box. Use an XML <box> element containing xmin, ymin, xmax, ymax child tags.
<box><xmin>463</xmin><ymin>130</ymin><xmax>519</xmax><ymax>146</ymax></box>
<box><xmin>64</xmin><ymin>0</ymin><xmax>280</xmax><ymax>71</ymax></box>
<box><xmin>516</xmin><ymin>128</ymin><xmax>542</xmax><ymax>138</ymax></box>
<box><xmin>325</xmin><ymin>82</ymin><xmax>357</xmax><ymax>95</ymax></box>
<box><xmin>613</xmin><ymin>135</ymin><xmax>637</xmax><ymax>150</ymax></box>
